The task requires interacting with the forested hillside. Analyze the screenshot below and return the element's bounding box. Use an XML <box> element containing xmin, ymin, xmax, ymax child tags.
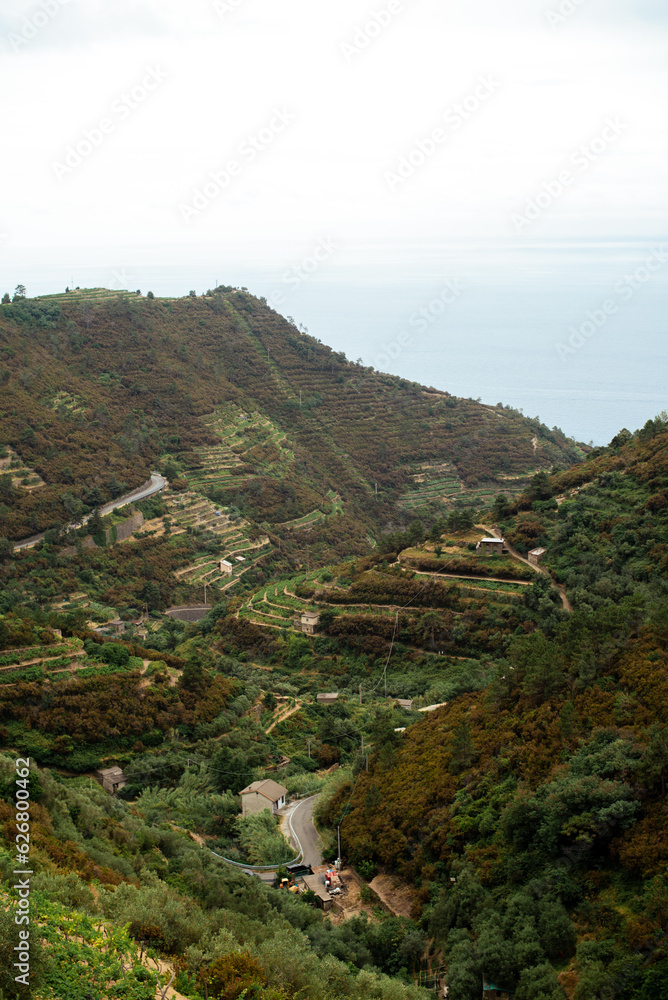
<box><xmin>318</xmin><ymin>418</ymin><xmax>668</xmax><ymax>999</ymax></box>
<box><xmin>0</xmin><ymin>287</ymin><xmax>581</xmax><ymax>540</ymax></box>
<box><xmin>0</xmin><ymin>286</ymin><xmax>666</xmax><ymax>1000</ymax></box>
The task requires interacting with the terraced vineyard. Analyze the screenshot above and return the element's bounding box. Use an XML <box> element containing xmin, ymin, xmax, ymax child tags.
<box><xmin>238</xmin><ymin>528</ymin><xmax>533</xmax><ymax>633</ymax></box>
<box><xmin>279</xmin><ymin>490</ymin><xmax>343</xmax><ymax>530</ymax></box>
<box><xmin>36</xmin><ymin>287</ymin><xmax>141</xmax><ymax>306</ymax></box>
<box><xmin>165</xmin><ymin>492</ymin><xmax>272</xmax><ymax>589</ymax></box>
<box><xmin>240</xmin><ymin>575</ymin><xmax>317</xmax><ymax>628</ymax></box>
<box><xmin>0</xmin><ymin>446</ymin><xmax>46</xmax><ymax>491</ymax></box>
<box><xmin>0</xmin><ymin>637</ymin><xmax>85</xmax><ymax>678</ymax></box>
<box><xmin>48</xmin><ymin>390</ymin><xmax>87</xmax><ymax>417</ymax></box>
<box><xmin>398</xmin><ymin>462</ymin><xmax>537</xmax><ymax>511</ymax></box>
<box><xmin>184</xmin><ymin>406</ymin><xmax>294</xmax><ymax>494</ymax></box>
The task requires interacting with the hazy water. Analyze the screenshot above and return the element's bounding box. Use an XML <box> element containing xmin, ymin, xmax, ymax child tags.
<box><xmin>5</xmin><ymin>239</ymin><xmax>666</xmax><ymax>445</ymax></box>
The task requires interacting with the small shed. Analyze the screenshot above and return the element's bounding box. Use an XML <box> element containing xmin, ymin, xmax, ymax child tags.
<box><xmin>235</xmin><ymin>555</ymin><xmax>246</xmax><ymax>563</ymax></box>
<box><xmin>528</xmin><ymin>547</ymin><xmax>547</xmax><ymax>566</ymax></box>
<box><xmin>317</xmin><ymin>693</ymin><xmax>339</xmax><ymax>705</ymax></box>
<box><xmin>220</xmin><ymin>559</ymin><xmax>234</xmax><ymax>576</ymax></box>
<box><xmin>476</xmin><ymin>537</ymin><xmax>505</xmax><ymax>555</ymax></box>
<box><xmin>396</xmin><ymin>699</ymin><xmax>414</xmax><ymax>711</ymax></box>
<box><xmin>94</xmin><ymin>767</ymin><xmax>128</xmax><ymax>795</ymax></box>
<box><xmin>294</xmin><ymin>611</ymin><xmax>320</xmax><ymax>635</ymax></box>
<box><xmin>299</xmin><ymin>874</ymin><xmax>334</xmax><ymax>911</ymax></box>
<box><xmin>239</xmin><ymin>779</ymin><xmax>288</xmax><ymax>818</ymax></box>
<box><xmin>107</xmin><ymin>619</ymin><xmax>127</xmax><ymax>635</ymax></box>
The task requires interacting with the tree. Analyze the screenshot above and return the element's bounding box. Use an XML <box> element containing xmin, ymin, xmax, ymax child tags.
<box><xmin>263</xmin><ymin>691</ymin><xmax>277</xmax><ymax>711</ymax></box>
<box><xmin>1</xmin><ymin>292</ymin><xmax>9</xmax><ymax>303</ymax></box>
<box><xmin>13</xmin><ymin>283</ymin><xmax>26</xmax><ymax>300</ymax></box>
<box><xmin>163</xmin><ymin>459</ymin><xmax>180</xmax><ymax>482</ymax></box>
<box><xmin>180</xmin><ymin>657</ymin><xmax>205</xmax><ymax>691</ymax></box>
<box><xmin>493</xmin><ymin>493</ymin><xmax>511</xmax><ymax>521</ymax></box>
<box><xmin>101</xmin><ymin>642</ymin><xmax>130</xmax><ymax>666</ymax></box>
<box><xmin>89</xmin><ymin>507</ymin><xmax>104</xmax><ymax>537</ymax></box>
<box><xmin>449</xmin><ymin>720</ymin><xmax>474</xmax><ymax>774</ymax></box>
<box><xmin>527</xmin><ymin>471</ymin><xmax>552</xmax><ymax>502</ymax></box>
<box><xmin>429</xmin><ymin>521</ymin><xmax>443</xmax><ymax>543</ymax></box>
<box><xmin>206</xmin><ymin>950</ymin><xmax>267</xmax><ymax>999</ymax></box>
<box><xmin>515</xmin><ymin>963</ymin><xmax>566</xmax><ymax>1000</ymax></box>
<box><xmin>143</xmin><ymin>580</ymin><xmax>161</xmax><ymax>610</ymax></box>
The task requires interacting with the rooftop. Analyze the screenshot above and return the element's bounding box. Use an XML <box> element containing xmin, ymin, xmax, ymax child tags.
<box><xmin>239</xmin><ymin>778</ymin><xmax>288</xmax><ymax>802</ymax></box>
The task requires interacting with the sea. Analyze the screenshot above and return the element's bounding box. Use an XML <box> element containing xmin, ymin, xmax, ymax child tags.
<box><xmin>5</xmin><ymin>238</ymin><xmax>667</xmax><ymax>446</ymax></box>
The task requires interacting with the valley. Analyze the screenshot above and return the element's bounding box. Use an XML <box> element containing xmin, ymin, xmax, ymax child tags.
<box><xmin>0</xmin><ymin>288</ymin><xmax>666</xmax><ymax>1000</ymax></box>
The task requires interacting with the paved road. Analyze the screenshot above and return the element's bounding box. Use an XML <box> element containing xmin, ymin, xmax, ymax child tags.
<box><xmin>13</xmin><ymin>473</ymin><xmax>167</xmax><ymax>551</ymax></box>
<box><xmin>286</xmin><ymin>794</ymin><xmax>323</xmax><ymax>868</ymax></box>
<box><xmin>99</xmin><ymin>473</ymin><xmax>167</xmax><ymax>516</ymax></box>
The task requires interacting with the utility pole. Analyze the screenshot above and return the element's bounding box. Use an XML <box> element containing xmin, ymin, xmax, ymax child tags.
<box><xmin>299</xmin><ymin>390</ymin><xmax>302</xmax><ymax>408</ymax></box>
<box><xmin>359</xmin><ymin>684</ymin><xmax>362</xmax><ymax>705</ymax></box>
<box><xmin>204</xmin><ymin>582</ymin><xmax>207</xmax><ymax>607</ymax></box>
<box><xmin>307</xmin><ymin>739</ymin><xmax>311</xmax><ymax>759</ymax></box>
<box><xmin>337</xmin><ymin>825</ymin><xmax>341</xmax><ymax>865</ymax></box>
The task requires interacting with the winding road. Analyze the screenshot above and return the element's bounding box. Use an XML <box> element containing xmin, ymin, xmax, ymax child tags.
<box><xmin>13</xmin><ymin>473</ymin><xmax>167</xmax><ymax>551</ymax></box>
<box><xmin>285</xmin><ymin>794</ymin><xmax>323</xmax><ymax>868</ymax></box>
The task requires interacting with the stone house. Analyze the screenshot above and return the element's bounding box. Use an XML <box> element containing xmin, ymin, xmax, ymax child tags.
<box><xmin>528</xmin><ymin>547</ymin><xmax>547</xmax><ymax>566</ymax></box>
<box><xmin>239</xmin><ymin>779</ymin><xmax>288</xmax><ymax>818</ymax></box>
<box><xmin>294</xmin><ymin>611</ymin><xmax>320</xmax><ymax>635</ymax></box>
<box><xmin>94</xmin><ymin>767</ymin><xmax>128</xmax><ymax>795</ymax></box>
<box><xmin>317</xmin><ymin>693</ymin><xmax>339</xmax><ymax>705</ymax></box>
<box><xmin>476</xmin><ymin>537</ymin><xmax>506</xmax><ymax>555</ymax></box>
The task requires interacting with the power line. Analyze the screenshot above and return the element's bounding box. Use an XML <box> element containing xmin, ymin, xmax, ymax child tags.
<box><xmin>366</xmin><ymin>575</ymin><xmax>435</xmax><ymax>697</ymax></box>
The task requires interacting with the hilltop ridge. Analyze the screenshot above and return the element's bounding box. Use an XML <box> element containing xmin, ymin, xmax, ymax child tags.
<box><xmin>0</xmin><ymin>286</ymin><xmax>583</xmax><ymax>541</ymax></box>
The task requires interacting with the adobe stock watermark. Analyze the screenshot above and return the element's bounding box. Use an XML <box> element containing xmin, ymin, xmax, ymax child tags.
<box><xmin>52</xmin><ymin>66</ymin><xmax>169</xmax><ymax>180</ymax></box>
<box><xmin>340</xmin><ymin>0</ymin><xmax>404</xmax><ymax>63</ymax></box>
<box><xmin>555</xmin><ymin>246</ymin><xmax>667</xmax><ymax>361</ymax></box>
<box><xmin>12</xmin><ymin>758</ymin><xmax>33</xmax><ymax>989</ymax></box>
<box><xmin>385</xmin><ymin>76</ymin><xmax>501</xmax><ymax>192</ymax></box>
<box><xmin>110</xmin><ymin>268</ymin><xmax>134</xmax><ymax>291</ymax></box>
<box><xmin>265</xmin><ymin>237</ymin><xmax>338</xmax><ymax>311</ymax></box>
<box><xmin>179</xmin><ymin>107</ymin><xmax>296</xmax><ymax>223</ymax></box>
<box><xmin>375</xmin><ymin>279</ymin><xmax>464</xmax><ymax>369</ymax></box>
<box><xmin>213</xmin><ymin>0</ymin><xmax>247</xmax><ymax>16</ymax></box>
<box><xmin>6</xmin><ymin>0</ymin><xmax>71</xmax><ymax>54</ymax></box>
<box><xmin>545</xmin><ymin>0</ymin><xmax>588</xmax><ymax>29</ymax></box>
<box><xmin>512</xmin><ymin>117</ymin><xmax>627</xmax><ymax>233</ymax></box>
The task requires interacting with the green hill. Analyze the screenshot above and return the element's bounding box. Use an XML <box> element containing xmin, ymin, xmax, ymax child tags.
<box><xmin>316</xmin><ymin>419</ymin><xmax>668</xmax><ymax>999</ymax></box>
<box><xmin>0</xmin><ymin>287</ymin><xmax>582</xmax><ymax>541</ymax></box>
<box><xmin>1</xmin><ymin>286</ymin><xmax>666</xmax><ymax>1000</ymax></box>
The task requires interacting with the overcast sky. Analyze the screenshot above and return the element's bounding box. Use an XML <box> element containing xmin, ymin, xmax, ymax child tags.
<box><xmin>1</xmin><ymin>0</ymin><xmax>666</xmax><ymax>256</ymax></box>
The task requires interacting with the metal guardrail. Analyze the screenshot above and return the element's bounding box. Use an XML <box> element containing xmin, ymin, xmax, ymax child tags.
<box><xmin>209</xmin><ymin>796</ymin><xmax>318</xmax><ymax>872</ymax></box>
<box><xmin>210</xmin><ymin>850</ymin><xmax>301</xmax><ymax>871</ymax></box>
